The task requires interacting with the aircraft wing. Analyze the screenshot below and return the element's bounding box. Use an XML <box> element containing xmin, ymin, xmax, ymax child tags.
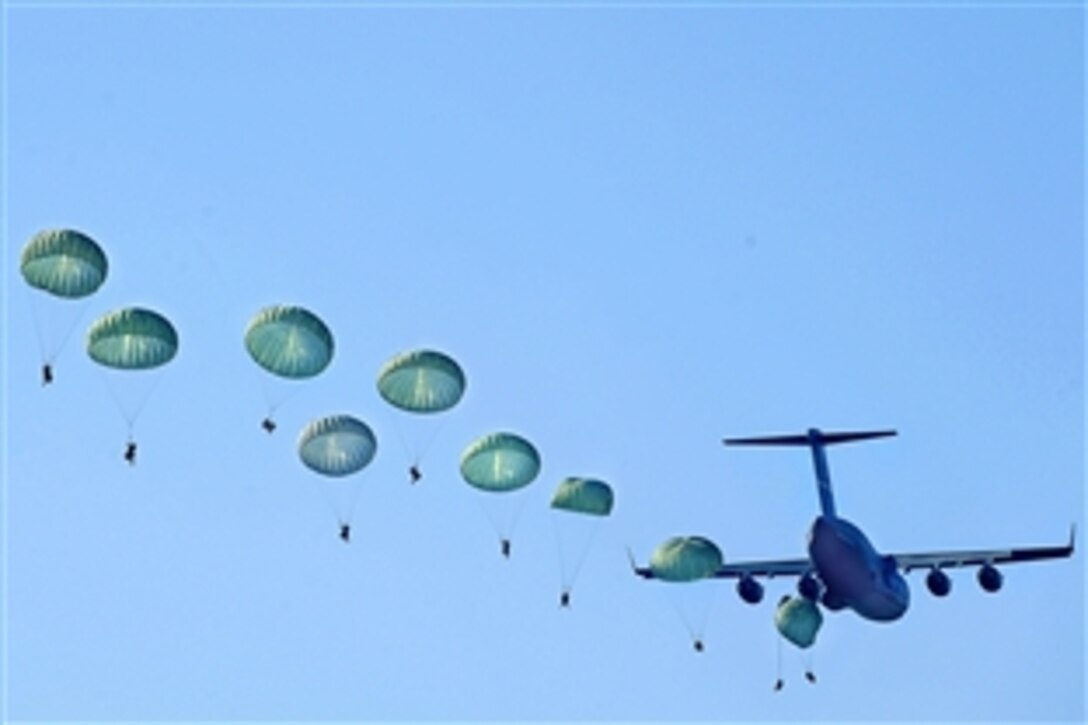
<box><xmin>627</xmin><ymin>548</ymin><xmax>811</xmax><ymax>580</ymax></box>
<box><xmin>890</xmin><ymin>526</ymin><xmax>1075</xmax><ymax>573</ymax></box>
<box><xmin>709</xmin><ymin>558</ymin><xmax>812</xmax><ymax>579</ymax></box>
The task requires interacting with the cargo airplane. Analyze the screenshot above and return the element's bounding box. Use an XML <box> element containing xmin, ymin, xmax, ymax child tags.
<box><xmin>631</xmin><ymin>428</ymin><xmax>1075</xmax><ymax>621</ymax></box>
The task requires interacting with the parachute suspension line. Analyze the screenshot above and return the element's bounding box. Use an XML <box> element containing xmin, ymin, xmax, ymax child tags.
<box><xmin>550</xmin><ymin>515</ymin><xmax>604</xmax><ymax>590</ymax></box>
<box><xmin>308</xmin><ymin>478</ymin><xmax>369</xmax><ymax>540</ymax></box>
<box><xmin>551</xmin><ymin>515</ymin><xmax>571</xmax><ymax>589</ymax></box>
<box><xmin>101</xmin><ymin>367</ymin><xmax>167</xmax><ymax>429</ymax></box>
<box><xmin>52</xmin><ymin>299</ymin><xmax>89</xmax><ymax>365</ymax></box>
<box><xmin>474</xmin><ymin>494</ymin><xmax>506</xmax><ymax>543</ymax></box>
<box><xmin>258</xmin><ymin>375</ymin><xmax>300</xmax><ymax>421</ymax></box>
<box><xmin>505</xmin><ymin>486</ymin><xmax>532</xmax><ymax>542</ymax></box>
<box><xmin>384</xmin><ymin>409</ymin><xmax>448</xmax><ymax>480</ymax></box>
<box><xmin>474</xmin><ymin>490</ymin><xmax>531</xmax><ymax>554</ymax></box>
<box><xmin>775</xmin><ymin>632</ymin><xmax>784</xmax><ymax>692</ymax></box>
<box><xmin>659</xmin><ymin>585</ymin><xmax>707</xmax><ymax>652</ymax></box>
<box><xmin>566</xmin><ymin>520</ymin><xmax>603</xmax><ymax>589</ymax></box>
<box><xmin>694</xmin><ymin>582</ymin><xmax>719</xmax><ymax>643</ymax></box>
<box><xmin>25</xmin><ymin>288</ymin><xmax>49</xmax><ymax>364</ymax></box>
<box><xmin>414</xmin><ymin>416</ymin><xmax>449</xmax><ymax>465</ymax></box>
<box><xmin>389</xmin><ymin>412</ymin><xmax>415</xmax><ymax>469</ymax></box>
<box><xmin>803</xmin><ymin>650</ymin><xmax>817</xmax><ymax>684</ymax></box>
<box><xmin>314</xmin><ymin>482</ymin><xmax>346</xmax><ymax>534</ymax></box>
<box><xmin>341</xmin><ymin>477</ymin><xmax>369</xmax><ymax>529</ymax></box>
<box><xmin>25</xmin><ymin>288</ymin><xmax>89</xmax><ymax>366</ymax></box>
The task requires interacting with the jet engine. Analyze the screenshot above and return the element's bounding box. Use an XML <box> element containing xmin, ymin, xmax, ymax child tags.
<box><xmin>737</xmin><ymin>575</ymin><xmax>763</xmax><ymax>604</ymax></box>
<box><xmin>798</xmin><ymin>571</ymin><xmax>822</xmax><ymax>601</ymax></box>
<box><xmin>977</xmin><ymin>563</ymin><xmax>1003</xmax><ymax>593</ymax></box>
<box><xmin>925</xmin><ymin>567</ymin><xmax>951</xmax><ymax>597</ymax></box>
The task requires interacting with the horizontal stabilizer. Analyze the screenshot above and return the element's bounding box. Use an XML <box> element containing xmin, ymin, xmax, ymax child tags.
<box><xmin>724</xmin><ymin>429</ymin><xmax>897</xmax><ymax>447</ymax></box>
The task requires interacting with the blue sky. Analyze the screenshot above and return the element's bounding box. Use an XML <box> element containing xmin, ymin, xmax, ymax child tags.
<box><xmin>3</xmin><ymin>3</ymin><xmax>1084</xmax><ymax>722</ymax></box>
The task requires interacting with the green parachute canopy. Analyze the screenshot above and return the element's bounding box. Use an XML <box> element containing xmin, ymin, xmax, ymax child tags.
<box><xmin>21</xmin><ymin>229</ymin><xmax>108</xmax><ymax>299</ymax></box>
<box><xmin>245</xmin><ymin>305</ymin><xmax>334</xmax><ymax>379</ymax></box>
<box><xmin>775</xmin><ymin>595</ymin><xmax>823</xmax><ymax>649</ymax></box>
<box><xmin>377</xmin><ymin>349</ymin><xmax>466</xmax><ymax>413</ymax></box>
<box><xmin>649</xmin><ymin>536</ymin><xmax>723</xmax><ymax>582</ymax></box>
<box><xmin>551</xmin><ymin>477</ymin><xmax>614</xmax><ymax>516</ymax></box>
<box><xmin>87</xmin><ymin>307</ymin><xmax>178</xmax><ymax>370</ymax></box>
<box><xmin>460</xmin><ymin>432</ymin><xmax>540</xmax><ymax>492</ymax></box>
<box><xmin>298</xmin><ymin>414</ymin><xmax>377</xmax><ymax>477</ymax></box>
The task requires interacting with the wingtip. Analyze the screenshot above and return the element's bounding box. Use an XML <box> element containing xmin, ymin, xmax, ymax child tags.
<box><xmin>626</xmin><ymin>546</ymin><xmax>653</xmax><ymax>579</ymax></box>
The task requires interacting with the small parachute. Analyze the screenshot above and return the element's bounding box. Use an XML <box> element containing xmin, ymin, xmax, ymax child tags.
<box><xmin>298</xmin><ymin>414</ymin><xmax>377</xmax><ymax>540</ymax></box>
<box><xmin>245</xmin><ymin>305</ymin><xmax>333</xmax><ymax>379</ymax></box>
<box><xmin>649</xmin><ymin>536</ymin><xmax>723</xmax><ymax>582</ymax></box>
<box><xmin>461</xmin><ymin>432</ymin><xmax>540</xmax><ymax>492</ymax></box>
<box><xmin>551</xmin><ymin>477</ymin><xmax>614</xmax><ymax>516</ymax></box>
<box><xmin>298</xmin><ymin>414</ymin><xmax>377</xmax><ymax>477</ymax></box>
<box><xmin>377</xmin><ymin>349</ymin><xmax>465</xmax><ymax>482</ymax></box>
<box><xmin>245</xmin><ymin>305</ymin><xmax>333</xmax><ymax>431</ymax></box>
<box><xmin>775</xmin><ymin>595</ymin><xmax>823</xmax><ymax>649</ymax></box>
<box><xmin>461</xmin><ymin>432</ymin><xmax>541</xmax><ymax>557</ymax></box>
<box><xmin>87</xmin><ymin>307</ymin><xmax>178</xmax><ymax>370</ymax></box>
<box><xmin>649</xmin><ymin>535</ymin><xmax>723</xmax><ymax>651</ymax></box>
<box><xmin>86</xmin><ymin>307</ymin><xmax>178</xmax><ymax>463</ymax></box>
<box><xmin>551</xmin><ymin>477</ymin><xmax>614</xmax><ymax>605</ymax></box>
<box><xmin>377</xmin><ymin>349</ymin><xmax>465</xmax><ymax>413</ymax></box>
<box><xmin>21</xmin><ymin>229</ymin><xmax>109</xmax><ymax>380</ymax></box>
<box><xmin>21</xmin><ymin>229</ymin><xmax>108</xmax><ymax>299</ymax></box>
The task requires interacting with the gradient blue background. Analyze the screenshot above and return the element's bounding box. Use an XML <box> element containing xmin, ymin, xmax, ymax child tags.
<box><xmin>3</xmin><ymin>3</ymin><xmax>1084</xmax><ymax>721</ymax></box>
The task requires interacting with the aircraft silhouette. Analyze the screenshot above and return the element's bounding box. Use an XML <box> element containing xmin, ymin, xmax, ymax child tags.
<box><xmin>631</xmin><ymin>428</ymin><xmax>1075</xmax><ymax>621</ymax></box>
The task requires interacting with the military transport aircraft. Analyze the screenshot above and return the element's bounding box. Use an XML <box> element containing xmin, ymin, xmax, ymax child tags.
<box><xmin>631</xmin><ymin>428</ymin><xmax>1075</xmax><ymax>622</ymax></box>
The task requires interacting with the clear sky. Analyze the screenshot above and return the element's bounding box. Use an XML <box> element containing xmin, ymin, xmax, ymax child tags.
<box><xmin>2</xmin><ymin>2</ymin><xmax>1084</xmax><ymax>722</ymax></box>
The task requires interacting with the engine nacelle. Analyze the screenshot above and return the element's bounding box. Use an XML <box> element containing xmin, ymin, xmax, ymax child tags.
<box><xmin>737</xmin><ymin>575</ymin><xmax>764</xmax><ymax>604</ymax></box>
<box><xmin>978</xmin><ymin>563</ymin><xmax>1003</xmax><ymax>593</ymax></box>
<box><xmin>926</xmin><ymin>567</ymin><xmax>951</xmax><ymax>597</ymax></box>
<box><xmin>798</xmin><ymin>571</ymin><xmax>822</xmax><ymax>601</ymax></box>
<box><xmin>820</xmin><ymin>589</ymin><xmax>847</xmax><ymax>611</ymax></box>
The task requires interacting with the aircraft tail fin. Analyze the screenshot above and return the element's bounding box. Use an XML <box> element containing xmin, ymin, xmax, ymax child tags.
<box><xmin>723</xmin><ymin>428</ymin><xmax>896</xmax><ymax>519</ymax></box>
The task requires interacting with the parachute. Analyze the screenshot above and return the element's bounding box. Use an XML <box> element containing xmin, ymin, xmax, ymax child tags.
<box><xmin>551</xmin><ymin>477</ymin><xmax>614</xmax><ymax>516</ymax></box>
<box><xmin>244</xmin><ymin>305</ymin><xmax>333</xmax><ymax>432</ymax></box>
<box><xmin>551</xmin><ymin>477</ymin><xmax>614</xmax><ymax>605</ymax></box>
<box><xmin>377</xmin><ymin>349</ymin><xmax>465</xmax><ymax>413</ymax></box>
<box><xmin>298</xmin><ymin>414</ymin><xmax>377</xmax><ymax>540</ymax></box>
<box><xmin>649</xmin><ymin>536</ymin><xmax>723</xmax><ymax>582</ymax></box>
<box><xmin>649</xmin><ymin>535</ymin><xmax>724</xmax><ymax>651</ymax></box>
<box><xmin>461</xmin><ymin>432</ymin><xmax>540</xmax><ymax>492</ymax></box>
<box><xmin>298</xmin><ymin>414</ymin><xmax>377</xmax><ymax>477</ymax></box>
<box><xmin>21</xmin><ymin>229</ymin><xmax>109</xmax><ymax>381</ymax></box>
<box><xmin>377</xmin><ymin>349</ymin><xmax>465</xmax><ymax>482</ymax></box>
<box><xmin>460</xmin><ymin>432</ymin><xmax>541</xmax><ymax>557</ymax></box>
<box><xmin>21</xmin><ymin>229</ymin><xmax>108</xmax><ymax>298</ymax></box>
<box><xmin>86</xmin><ymin>307</ymin><xmax>178</xmax><ymax>463</ymax></box>
<box><xmin>87</xmin><ymin>307</ymin><xmax>178</xmax><ymax>370</ymax></box>
<box><xmin>775</xmin><ymin>595</ymin><xmax>823</xmax><ymax>649</ymax></box>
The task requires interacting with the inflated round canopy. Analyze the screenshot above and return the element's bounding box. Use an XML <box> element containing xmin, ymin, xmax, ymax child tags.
<box><xmin>460</xmin><ymin>432</ymin><xmax>540</xmax><ymax>492</ymax></box>
<box><xmin>87</xmin><ymin>307</ymin><xmax>178</xmax><ymax>370</ymax></box>
<box><xmin>775</xmin><ymin>595</ymin><xmax>823</xmax><ymax>649</ymax></box>
<box><xmin>551</xmin><ymin>477</ymin><xmax>614</xmax><ymax>516</ymax></box>
<box><xmin>649</xmin><ymin>536</ymin><xmax>723</xmax><ymax>582</ymax></box>
<box><xmin>377</xmin><ymin>349</ymin><xmax>465</xmax><ymax>413</ymax></box>
<box><xmin>21</xmin><ymin>229</ymin><xmax>108</xmax><ymax>299</ymax></box>
<box><xmin>298</xmin><ymin>414</ymin><xmax>377</xmax><ymax>477</ymax></box>
<box><xmin>245</xmin><ymin>305</ymin><xmax>333</xmax><ymax>379</ymax></box>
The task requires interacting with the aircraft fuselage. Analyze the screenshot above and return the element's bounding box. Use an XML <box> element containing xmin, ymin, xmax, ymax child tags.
<box><xmin>808</xmin><ymin>515</ymin><xmax>909</xmax><ymax>622</ymax></box>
